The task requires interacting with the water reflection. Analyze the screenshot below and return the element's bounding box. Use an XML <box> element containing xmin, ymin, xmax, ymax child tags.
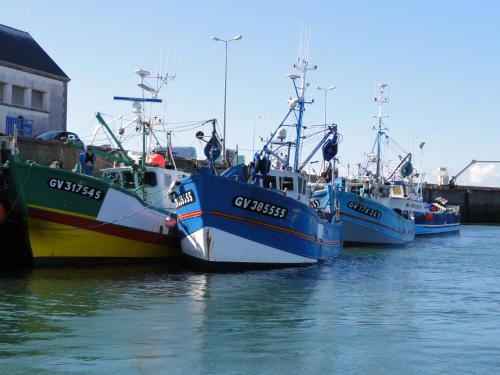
<box><xmin>0</xmin><ymin>227</ymin><xmax>499</xmax><ymax>374</ymax></box>
<box><xmin>186</xmin><ymin>266</ymin><xmax>321</xmax><ymax>374</ymax></box>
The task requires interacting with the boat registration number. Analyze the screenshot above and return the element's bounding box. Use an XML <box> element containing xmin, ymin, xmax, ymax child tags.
<box><xmin>174</xmin><ymin>190</ymin><xmax>195</xmax><ymax>208</ymax></box>
<box><xmin>347</xmin><ymin>201</ymin><xmax>382</xmax><ymax>219</ymax></box>
<box><xmin>309</xmin><ymin>199</ymin><xmax>321</xmax><ymax>208</ymax></box>
<box><xmin>48</xmin><ymin>178</ymin><xmax>104</xmax><ymax>200</ymax></box>
<box><xmin>233</xmin><ymin>196</ymin><xmax>288</xmax><ymax>219</ymax></box>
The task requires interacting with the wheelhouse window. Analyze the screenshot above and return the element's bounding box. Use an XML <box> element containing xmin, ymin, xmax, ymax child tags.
<box><xmin>280</xmin><ymin>177</ymin><xmax>294</xmax><ymax>192</ymax></box>
<box><xmin>391</xmin><ymin>185</ymin><xmax>403</xmax><ymax>197</ymax></box>
<box><xmin>103</xmin><ymin>171</ymin><xmax>121</xmax><ymax>182</ymax></box>
<box><xmin>263</xmin><ymin>175</ymin><xmax>277</xmax><ymax>189</ymax></box>
<box><xmin>122</xmin><ymin>171</ymin><xmax>136</xmax><ymax>189</ymax></box>
<box><xmin>298</xmin><ymin>176</ymin><xmax>307</xmax><ymax>194</ymax></box>
<box><xmin>379</xmin><ymin>187</ymin><xmax>389</xmax><ymax>197</ymax></box>
<box><xmin>144</xmin><ymin>171</ymin><xmax>157</xmax><ymax>187</ymax></box>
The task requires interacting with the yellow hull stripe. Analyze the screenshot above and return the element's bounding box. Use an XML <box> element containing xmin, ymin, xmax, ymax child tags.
<box><xmin>27</xmin><ymin>217</ymin><xmax>180</xmax><ymax>258</ymax></box>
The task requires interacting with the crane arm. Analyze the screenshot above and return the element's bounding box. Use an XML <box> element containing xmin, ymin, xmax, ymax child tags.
<box><xmin>449</xmin><ymin>160</ymin><xmax>500</xmax><ymax>186</ymax></box>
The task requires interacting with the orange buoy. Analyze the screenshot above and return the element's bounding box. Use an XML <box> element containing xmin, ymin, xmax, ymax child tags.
<box><xmin>424</xmin><ymin>212</ymin><xmax>433</xmax><ymax>221</ymax></box>
<box><xmin>146</xmin><ymin>152</ymin><xmax>166</xmax><ymax>168</ymax></box>
<box><xmin>0</xmin><ymin>203</ymin><xmax>6</xmax><ymax>222</ymax></box>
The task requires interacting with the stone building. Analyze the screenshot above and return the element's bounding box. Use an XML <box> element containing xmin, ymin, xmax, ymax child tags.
<box><xmin>0</xmin><ymin>24</ymin><xmax>70</xmax><ymax>136</ymax></box>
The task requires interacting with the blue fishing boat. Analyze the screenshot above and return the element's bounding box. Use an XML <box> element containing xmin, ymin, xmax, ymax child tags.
<box><xmin>310</xmin><ymin>83</ymin><xmax>415</xmax><ymax>245</ymax></box>
<box><xmin>379</xmin><ymin>180</ymin><xmax>461</xmax><ymax>235</ymax></box>
<box><xmin>169</xmin><ymin>54</ymin><xmax>343</xmax><ymax>266</ymax></box>
<box><xmin>310</xmin><ymin>178</ymin><xmax>415</xmax><ymax>245</ymax></box>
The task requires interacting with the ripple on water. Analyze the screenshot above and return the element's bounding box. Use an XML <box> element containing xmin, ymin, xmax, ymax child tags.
<box><xmin>0</xmin><ymin>226</ymin><xmax>499</xmax><ymax>374</ymax></box>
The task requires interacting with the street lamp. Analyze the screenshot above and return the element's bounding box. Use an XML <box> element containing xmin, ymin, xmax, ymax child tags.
<box><xmin>315</xmin><ymin>85</ymin><xmax>336</xmax><ymax>128</ymax></box>
<box><xmin>252</xmin><ymin>114</ymin><xmax>262</xmax><ymax>155</ymax></box>
<box><xmin>211</xmin><ymin>34</ymin><xmax>242</xmax><ymax>165</ymax></box>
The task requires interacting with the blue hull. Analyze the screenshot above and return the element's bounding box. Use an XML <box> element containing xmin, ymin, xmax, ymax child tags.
<box><xmin>310</xmin><ymin>189</ymin><xmax>415</xmax><ymax>245</ymax></box>
<box><xmin>415</xmin><ymin>224</ymin><xmax>460</xmax><ymax>235</ymax></box>
<box><xmin>414</xmin><ymin>210</ymin><xmax>461</xmax><ymax>236</ymax></box>
<box><xmin>171</xmin><ymin>168</ymin><xmax>343</xmax><ymax>265</ymax></box>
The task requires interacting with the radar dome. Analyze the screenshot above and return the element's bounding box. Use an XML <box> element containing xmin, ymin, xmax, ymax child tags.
<box><xmin>277</xmin><ymin>127</ymin><xmax>287</xmax><ymax>141</ymax></box>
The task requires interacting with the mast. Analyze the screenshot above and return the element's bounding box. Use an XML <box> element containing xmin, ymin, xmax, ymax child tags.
<box><xmin>112</xmin><ymin>68</ymin><xmax>175</xmax><ymax>198</ymax></box>
<box><xmin>373</xmin><ymin>83</ymin><xmax>389</xmax><ymax>180</ymax></box>
<box><xmin>291</xmin><ymin>57</ymin><xmax>317</xmax><ymax>172</ymax></box>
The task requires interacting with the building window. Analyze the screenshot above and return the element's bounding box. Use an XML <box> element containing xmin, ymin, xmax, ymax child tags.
<box><xmin>12</xmin><ymin>85</ymin><xmax>25</xmax><ymax>106</ymax></box>
<box><xmin>32</xmin><ymin>89</ymin><xmax>44</xmax><ymax>110</ymax></box>
<box><xmin>0</xmin><ymin>82</ymin><xmax>4</xmax><ymax>103</ymax></box>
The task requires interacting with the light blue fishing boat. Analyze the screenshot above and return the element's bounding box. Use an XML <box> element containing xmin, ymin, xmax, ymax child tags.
<box><xmin>310</xmin><ymin>83</ymin><xmax>415</xmax><ymax>245</ymax></box>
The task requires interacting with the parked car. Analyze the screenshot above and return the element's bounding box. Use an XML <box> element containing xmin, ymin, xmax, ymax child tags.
<box><xmin>35</xmin><ymin>131</ymin><xmax>84</xmax><ymax>146</ymax></box>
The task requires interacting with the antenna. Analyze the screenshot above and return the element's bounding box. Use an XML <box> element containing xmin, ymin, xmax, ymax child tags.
<box><xmin>372</xmin><ymin>82</ymin><xmax>390</xmax><ymax>179</ymax></box>
<box><xmin>290</xmin><ymin>24</ymin><xmax>317</xmax><ymax>171</ymax></box>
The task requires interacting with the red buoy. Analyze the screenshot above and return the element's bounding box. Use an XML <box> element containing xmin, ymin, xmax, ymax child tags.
<box><xmin>147</xmin><ymin>153</ymin><xmax>166</xmax><ymax>168</ymax></box>
<box><xmin>424</xmin><ymin>212</ymin><xmax>433</xmax><ymax>221</ymax></box>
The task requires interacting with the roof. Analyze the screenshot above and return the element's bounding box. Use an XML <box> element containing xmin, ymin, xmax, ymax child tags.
<box><xmin>0</xmin><ymin>24</ymin><xmax>69</xmax><ymax>80</ymax></box>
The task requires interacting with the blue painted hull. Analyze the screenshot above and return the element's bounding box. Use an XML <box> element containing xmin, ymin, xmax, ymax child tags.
<box><xmin>171</xmin><ymin>168</ymin><xmax>343</xmax><ymax>265</ymax></box>
<box><xmin>414</xmin><ymin>211</ymin><xmax>460</xmax><ymax>235</ymax></box>
<box><xmin>310</xmin><ymin>189</ymin><xmax>415</xmax><ymax>245</ymax></box>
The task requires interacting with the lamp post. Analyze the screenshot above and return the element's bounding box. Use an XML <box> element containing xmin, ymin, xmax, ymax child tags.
<box><xmin>315</xmin><ymin>85</ymin><xmax>336</xmax><ymax>129</ymax></box>
<box><xmin>211</xmin><ymin>34</ymin><xmax>242</xmax><ymax>165</ymax></box>
<box><xmin>252</xmin><ymin>114</ymin><xmax>261</xmax><ymax>155</ymax></box>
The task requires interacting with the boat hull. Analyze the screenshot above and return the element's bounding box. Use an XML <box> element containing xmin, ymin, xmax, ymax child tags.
<box><xmin>5</xmin><ymin>157</ymin><xmax>181</xmax><ymax>262</ymax></box>
<box><xmin>339</xmin><ymin>192</ymin><xmax>415</xmax><ymax>245</ymax></box>
<box><xmin>387</xmin><ymin>197</ymin><xmax>461</xmax><ymax>236</ymax></box>
<box><xmin>172</xmin><ymin>168</ymin><xmax>343</xmax><ymax>265</ymax></box>
<box><xmin>414</xmin><ymin>223</ymin><xmax>460</xmax><ymax>235</ymax></box>
<box><xmin>310</xmin><ymin>189</ymin><xmax>415</xmax><ymax>245</ymax></box>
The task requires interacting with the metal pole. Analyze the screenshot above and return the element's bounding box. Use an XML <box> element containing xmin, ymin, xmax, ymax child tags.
<box><xmin>222</xmin><ymin>41</ymin><xmax>228</xmax><ymax>166</ymax></box>
<box><xmin>324</xmin><ymin>89</ymin><xmax>327</xmax><ymax>129</ymax></box>
<box><xmin>252</xmin><ymin>117</ymin><xmax>256</xmax><ymax>155</ymax></box>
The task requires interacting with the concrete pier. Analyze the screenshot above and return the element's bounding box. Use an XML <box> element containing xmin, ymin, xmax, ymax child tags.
<box><xmin>424</xmin><ymin>184</ymin><xmax>500</xmax><ymax>224</ymax></box>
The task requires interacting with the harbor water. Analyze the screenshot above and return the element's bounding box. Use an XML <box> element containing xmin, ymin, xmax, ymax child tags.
<box><xmin>1</xmin><ymin>225</ymin><xmax>499</xmax><ymax>374</ymax></box>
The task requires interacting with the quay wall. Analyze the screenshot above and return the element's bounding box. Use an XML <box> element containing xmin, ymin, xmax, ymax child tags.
<box><xmin>17</xmin><ymin>136</ymin><xmax>110</xmax><ymax>175</ymax></box>
<box><xmin>424</xmin><ymin>184</ymin><xmax>500</xmax><ymax>224</ymax></box>
<box><xmin>15</xmin><ymin>136</ymin><xmax>199</xmax><ymax>175</ymax></box>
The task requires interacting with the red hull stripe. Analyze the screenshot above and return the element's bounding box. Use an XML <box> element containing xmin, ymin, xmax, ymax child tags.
<box><xmin>28</xmin><ymin>206</ymin><xmax>175</xmax><ymax>246</ymax></box>
<box><xmin>177</xmin><ymin>210</ymin><xmax>203</xmax><ymax>221</ymax></box>
<box><xmin>340</xmin><ymin>211</ymin><xmax>405</xmax><ymax>235</ymax></box>
<box><xmin>211</xmin><ymin>210</ymin><xmax>341</xmax><ymax>247</ymax></box>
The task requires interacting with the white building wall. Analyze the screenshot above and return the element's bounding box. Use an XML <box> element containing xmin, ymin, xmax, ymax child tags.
<box><xmin>0</xmin><ymin>65</ymin><xmax>67</xmax><ymax>135</ymax></box>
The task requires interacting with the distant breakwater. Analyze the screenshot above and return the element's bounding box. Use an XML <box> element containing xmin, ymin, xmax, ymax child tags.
<box><xmin>424</xmin><ymin>184</ymin><xmax>500</xmax><ymax>224</ymax></box>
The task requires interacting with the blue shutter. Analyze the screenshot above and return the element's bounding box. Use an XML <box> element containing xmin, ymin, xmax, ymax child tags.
<box><xmin>5</xmin><ymin>117</ymin><xmax>34</xmax><ymax>136</ymax></box>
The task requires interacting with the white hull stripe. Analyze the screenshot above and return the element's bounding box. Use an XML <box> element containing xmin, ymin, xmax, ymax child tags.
<box><xmin>181</xmin><ymin>227</ymin><xmax>318</xmax><ymax>264</ymax></box>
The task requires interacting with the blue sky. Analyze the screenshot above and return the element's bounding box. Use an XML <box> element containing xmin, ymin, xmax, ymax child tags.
<box><xmin>3</xmin><ymin>0</ymin><xmax>500</xmax><ymax>185</ymax></box>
